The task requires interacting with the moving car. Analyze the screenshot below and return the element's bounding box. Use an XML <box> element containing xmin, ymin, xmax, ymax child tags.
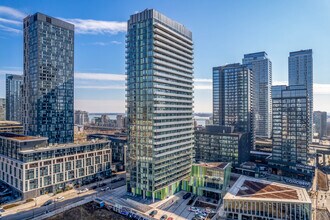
<box><xmin>160</xmin><ymin>214</ymin><xmax>168</xmax><ymax>220</ymax></box>
<box><xmin>183</xmin><ymin>193</ymin><xmax>191</xmax><ymax>199</ymax></box>
<box><xmin>149</xmin><ymin>210</ymin><xmax>158</xmax><ymax>217</ymax></box>
<box><xmin>42</xmin><ymin>200</ymin><xmax>53</xmax><ymax>206</ymax></box>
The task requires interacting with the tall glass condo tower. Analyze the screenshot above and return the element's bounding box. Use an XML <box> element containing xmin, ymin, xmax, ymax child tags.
<box><xmin>126</xmin><ymin>9</ymin><xmax>194</xmax><ymax>200</ymax></box>
<box><xmin>22</xmin><ymin>13</ymin><xmax>74</xmax><ymax>144</ymax></box>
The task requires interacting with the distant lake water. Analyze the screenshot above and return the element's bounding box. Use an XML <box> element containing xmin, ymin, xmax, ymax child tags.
<box><xmin>88</xmin><ymin>114</ymin><xmax>211</xmax><ymax>126</ymax></box>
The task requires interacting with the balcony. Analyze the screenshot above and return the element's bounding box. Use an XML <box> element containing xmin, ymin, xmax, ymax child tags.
<box><xmin>154</xmin><ymin>76</ymin><xmax>193</xmax><ymax>89</ymax></box>
<box><xmin>154</xmin><ymin>71</ymin><xmax>193</xmax><ymax>84</ymax></box>
<box><xmin>154</xmin><ymin>22</ymin><xmax>193</xmax><ymax>46</ymax></box>
<box><xmin>154</xmin><ymin>46</ymin><xmax>193</xmax><ymax>65</ymax></box>
<box><xmin>154</xmin><ymin>125</ymin><xmax>193</xmax><ymax>133</ymax></box>
<box><xmin>154</xmin><ymin>58</ymin><xmax>193</xmax><ymax>74</ymax></box>
<box><xmin>154</xmin><ymin>33</ymin><xmax>193</xmax><ymax>55</ymax></box>
<box><xmin>154</xmin><ymin>139</ymin><xmax>194</xmax><ymax>152</ymax></box>
<box><xmin>154</xmin><ymin>52</ymin><xmax>193</xmax><ymax>69</ymax></box>
<box><xmin>154</xmin><ymin>83</ymin><xmax>193</xmax><ymax>94</ymax></box>
<box><xmin>154</xmin><ymin>40</ymin><xmax>193</xmax><ymax>60</ymax></box>
<box><xmin>154</xmin><ymin>145</ymin><xmax>193</xmax><ymax>158</ymax></box>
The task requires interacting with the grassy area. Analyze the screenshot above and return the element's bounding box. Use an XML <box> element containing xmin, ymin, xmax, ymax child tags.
<box><xmin>3</xmin><ymin>203</ymin><xmax>20</xmax><ymax>210</ymax></box>
<box><xmin>48</xmin><ymin>202</ymin><xmax>129</xmax><ymax>220</ymax></box>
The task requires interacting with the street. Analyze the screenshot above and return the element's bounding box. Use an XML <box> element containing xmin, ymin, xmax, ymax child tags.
<box><xmin>2</xmin><ymin>173</ymin><xmax>126</xmax><ymax>220</ymax></box>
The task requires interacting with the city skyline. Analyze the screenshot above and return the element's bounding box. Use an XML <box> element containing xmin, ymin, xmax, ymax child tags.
<box><xmin>0</xmin><ymin>1</ymin><xmax>330</xmax><ymax>113</ymax></box>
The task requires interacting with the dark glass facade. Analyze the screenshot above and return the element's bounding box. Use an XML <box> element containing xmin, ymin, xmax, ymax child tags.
<box><xmin>270</xmin><ymin>85</ymin><xmax>313</xmax><ymax>180</ymax></box>
<box><xmin>243</xmin><ymin>52</ymin><xmax>272</xmax><ymax>138</ymax></box>
<box><xmin>22</xmin><ymin>13</ymin><xmax>74</xmax><ymax>144</ymax></box>
<box><xmin>213</xmin><ymin>63</ymin><xmax>255</xmax><ymax>152</ymax></box>
<box><xmin>6</xmin><ymin>74</ymin><xmax>23</xmax><ymax>122</ymax></box>
<box><xmin>195</xmin><ymin>125</ymin><xmax>249</xmax><ymax>166</ymax></box>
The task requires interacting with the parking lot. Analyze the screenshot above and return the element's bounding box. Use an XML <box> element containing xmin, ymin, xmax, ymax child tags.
<box><xmin>149</xmin><ymin>192</ymin><xmax>217</xmax><ymax>220</ymax></box>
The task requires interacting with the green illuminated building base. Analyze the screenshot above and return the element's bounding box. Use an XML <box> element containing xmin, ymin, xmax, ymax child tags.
<box><xmin>129</xmin><ymin>179</ymin><xmax>182</xmax><ymax>200</ymax></box>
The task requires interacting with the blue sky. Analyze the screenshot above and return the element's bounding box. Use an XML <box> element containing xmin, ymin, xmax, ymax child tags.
<box><xmin>0</xmin><ymin>0</ymin><xmax>330</xmax><ymax>113</ymax></box>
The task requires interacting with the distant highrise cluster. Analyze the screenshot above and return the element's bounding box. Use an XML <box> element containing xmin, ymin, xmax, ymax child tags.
<box><xmin>74</xmin><ymin>110</ymin><xmax>89</xmax><ymax>125</ymax></box>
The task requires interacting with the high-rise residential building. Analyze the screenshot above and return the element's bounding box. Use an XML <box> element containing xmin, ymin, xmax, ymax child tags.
<box><xmin>195</xmin><ymin>125</ymin><xmax>249</xmax><ymax>167</ymax></box>
<box><xmin>6</xmin><ymin>74</ymin><xmax>23</xmax><ymax>122</ymax></box>
<box><xmin>74</xmin><ymin>110</ymin><xmax>89</xmax><ymax>125</ymax></box>
<box><xmin>243</xmin><ymin>52</ymin><xmax>272</xmax><ymax>138</ymax></box>
<box><xmin>289</xmin><ymin>49</ymin><xmax>313</xmax><ymax>140</ymax></box>
<box><xmin>126</xmin><ymin>9</ymin><xmax>194</xmax><ymax>200</ymax></box>
<box><xmin>269</xmin><ymin>85</ymin><xmax>314</xmax><ymax>180</ymax></box>
<box><xmin>213</xmin><ymin>63</ymin><xmax>255</xmax><ymax>151</ymax></box>
<box><xmin>313</xmin><ymin>111</ymin><xmax>327</xmax><ymax>138</ymax></box>
<box><xmin>22</xmin><ymin>13</ymin><xmax>74</xmax><ymax>144</ymax></box>
<box><xmin>0</xmin><ymin>98</ymin><xmax>6</xmax><ymax>121</ymax></box>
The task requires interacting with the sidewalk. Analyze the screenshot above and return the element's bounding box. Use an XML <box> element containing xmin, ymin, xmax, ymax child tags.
<box><xmin>3</xmin><ymin>173</ymin><xmax>126</xmax><ymax>216</ymax></box>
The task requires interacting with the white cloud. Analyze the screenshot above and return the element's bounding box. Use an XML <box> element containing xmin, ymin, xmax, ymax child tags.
<box><xmin>272</xmin><ymin>81</ymin><xmax>288</xmax><ymax>85</ymax></box>
<box><xmin>314</xmin><ymin>83</ymin><xmax>330</xmax><ymax>95</ymax></box>
<box><xmin>194</xmin><ymin>78</ymin><xmax>212</xmax><ymax>83</ymax></box>
<box><xmin>75</xmin><ymin>72</ymin><xmax>125</xmax><ymax>81</ymax></box>
<box><xmin>273</xmin><ymin>81</ymin><xmax>330</xmax><ymax>95</ymax></box>
<box><xmin>0</xmin><ymin>6</ymin><xmax>26</xmax><ymax>19</ymax></box>
<box><xmin>90</xmin><ymin>41</ymin><xmax>122</xmax><ymax>46</ymax></box>
<box><xmin>0</xmin><ymin>69</ymin><xmax>22</xmax><ymax>75</ymax></box>
<box><xmin>0</xmin><ymin>24</ymin><xmax>21</xmax><ymax>33</ymax></box>
<box><xmin>195</xmin><ymin>84</ymin><xmax>212</xmax><ymax>90</ymax></box>
<box><xmin>62</xmin><ymin>18</ymin><xmax>126</xmax><ymax>35</ymax></box>
<box><xmin>0</xmin><ymin>18</ymin><xmax>21</xmax><ymax>25</ymax></box>
<box><xmin>0</xmin><ymin>6</ymin><xmax>127</xmax><ymax>36</ymax></box>
<box><xmin>111</xmin><ymin>40</ymin><xmax>122</xmax><ymax>45</ymax></box>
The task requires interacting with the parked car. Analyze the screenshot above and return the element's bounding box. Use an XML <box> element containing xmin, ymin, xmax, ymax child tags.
<box><xmin>55</xmin><ymin>196</ymin><xmax>64</xmax><ymax>201</ymax></box>
<box><xmin>100</xmin><ymin>183</ymin><xmax>107</xmax><ymax>187</ymax></box>
<box><xmin>149</xmin><ymin>210</ymin><xmax>158</xmax><ymax>217</ymax></box>
<box><xmin>189</xmin><ymin>206</ymin><xmax>198</xmax><ymax>212</ymax></box>
<box><xmin>91</xmin><ymin>185</ymin><xmax>97</xmax><ymax>190</ymax></box>
<box><xmin>183</xmin><ymin>193</ymin><xmax>191</xmax><ymax>199</ymax></box>
<box><xmin>160</xmin><ymin>214</ymin><xmax>168</xmax><ymax>220</ymax></box>
<box><xmin>78</xmin><ymin>188</ymin><xmax>89</xmax><ymax>194</ymax></box>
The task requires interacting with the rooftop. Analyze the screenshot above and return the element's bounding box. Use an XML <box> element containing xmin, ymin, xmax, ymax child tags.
<box><xmin>19</xmin><ymin>139</ymin><xmax>110</xmax><ymax>153</ymax></box>
<box><xmin>0</xmin><ymin>132</ymin><xmax>47</xmax><ymax>141</ymax></box>
<box><xmin>0</xmin><ymin>121</ymin><xmax>22</xmax><ymax>126</ymax></box>
<box><xmin>224</xmin><ymin>175</ymin><xmax>311</xmax><ymax>204</ymax></box>
<box><xmin>195</xmin><ymin>162</ymin><xmax>230</xmax><ymax>170</ymax></box>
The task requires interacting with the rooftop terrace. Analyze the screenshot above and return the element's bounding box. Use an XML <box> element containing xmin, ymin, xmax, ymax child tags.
<box><xmin>224</xmin><ymin>175</ymin><xmax>311</xmax><ymax>203</ymax></box>
<box><xmin>0</xmin><ymin>132</ymin><xmax>47</xmax><ymax>141</ymax></box>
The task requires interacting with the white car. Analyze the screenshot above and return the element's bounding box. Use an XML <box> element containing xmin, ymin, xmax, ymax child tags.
<box><xmin>189</xmin><ymin>207</ymin><xmax>198</xmax><ymax>212</ymax></box>
<box><xmin>78</xmin><ymin>188</ymin><xmax>89</xmax><ymax>194</ymax></box>
<box><xmin>56</xmin><ymin>196</ymin><xmax>64</xmax><ymax>201</ymax></box>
